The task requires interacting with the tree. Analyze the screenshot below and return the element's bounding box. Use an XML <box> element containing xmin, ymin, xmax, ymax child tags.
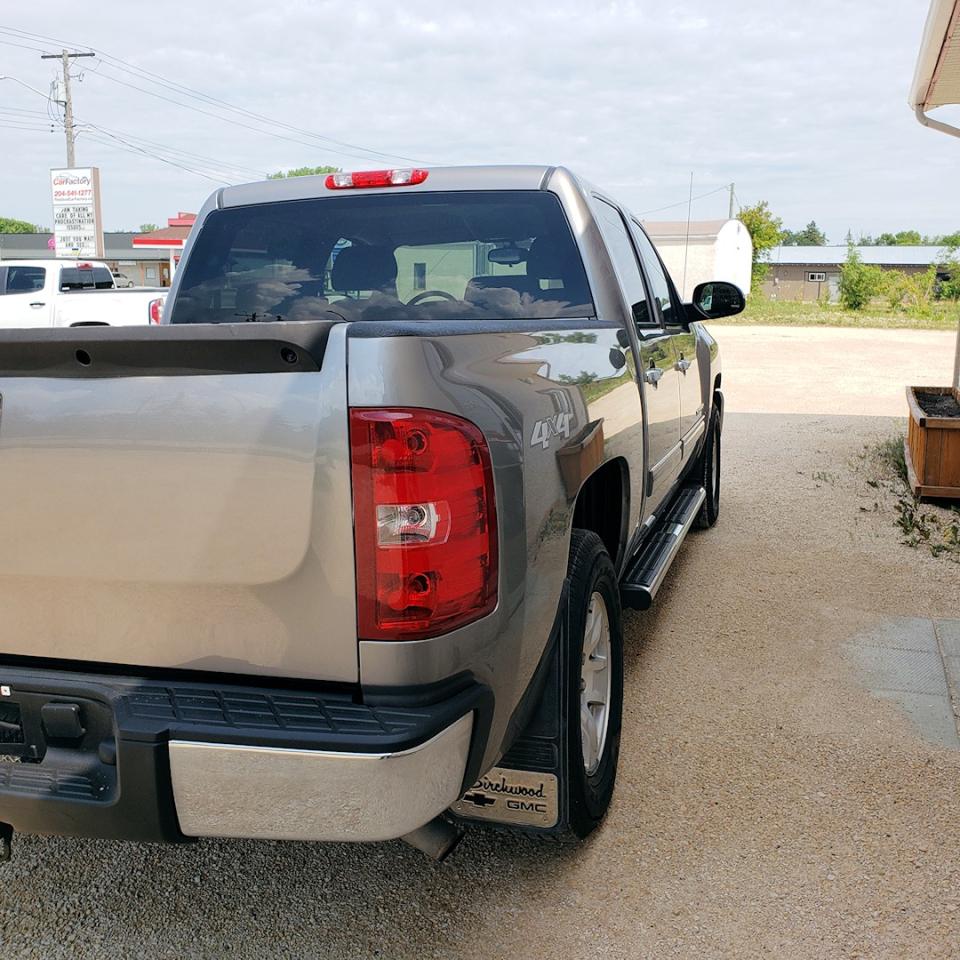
<box><xmin>737</xmin><ymin>200</ymin><xmax>783</xmax><ymax>290</ymax></box>
<box><xmin>782</xmin><ymin>220</ymin><xmax>827</xmax><ymax>246</ymax></box>
<box><xmin>138</xmin><ymin>222</ymin><xmax>159</xmax><ymax>233</ymax></box>
<box><xmin>267</xmin><ymin>165</ymin><xmax>340</xmax><ymax>179</ymax></box>
<box><xmin>870</xmin><ymin>230</ymin><xmax>923</xmax><ymax>246</ymax></box>
<box><xmin>0</xmin><ymin>217</ymin><xmax>38</xmax><ymax>233</ymax></box>
<box><xmin>839</xmin><ymin>246</ymin><xmax>884</xmax><ymax>309</ymax></box>
<box><xmin>894</xmin><ymin>230</ymin><xmax>922</xmax><ymax>246</ymax></box>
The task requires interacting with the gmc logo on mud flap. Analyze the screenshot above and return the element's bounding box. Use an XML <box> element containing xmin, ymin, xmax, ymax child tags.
<box><xmin>530</xmin><ymin>412</ymin><xmax>573</xmax><ymax>449</ymax></box>
<box><xmin>507</xmin><ymin>799</ymin><xmax>548</xmax><ymax>814</ymax></box>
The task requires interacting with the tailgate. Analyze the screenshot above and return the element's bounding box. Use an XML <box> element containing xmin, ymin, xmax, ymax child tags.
<box><xmin>54</xmin><ymin>289</ymin><xmax>166</xmax><ymax>328</ymax></box>
<box><xmin>0</xmin><ymin>322</ymin><xmax>357</xmax><ymax>682</ymax></box>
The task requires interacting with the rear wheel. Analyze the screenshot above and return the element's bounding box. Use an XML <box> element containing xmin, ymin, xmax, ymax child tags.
<box><xmin>694</xmin><ymin>400</ymin><xmax>722</xmax><ymax>529</ymax></box>
<box><xmin>561</xmin><ymin>529</ymin><xmax>624</xmax><ymax>839</ymax></box>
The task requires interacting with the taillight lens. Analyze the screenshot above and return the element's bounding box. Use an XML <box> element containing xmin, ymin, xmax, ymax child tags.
<box><xmin>148</xmin><ymin>298</ymin><xmax>163</xmax><ymax>325</ymax></box>
<box><xmin>349</xmin><ymin>408</ymin><xmax>498</xmax><ymax>641</ymax></box>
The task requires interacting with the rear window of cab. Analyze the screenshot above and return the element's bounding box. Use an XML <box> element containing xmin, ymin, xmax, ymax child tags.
<box><xmin>170</xmin><ymin>191</ymin><xmax>594</xmax><ymax>323</ymax></box>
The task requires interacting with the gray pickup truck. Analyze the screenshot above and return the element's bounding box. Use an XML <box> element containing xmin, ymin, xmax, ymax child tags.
<box><xmin>0</xmin><ymin>165</ymin><xmax>741</xmax><ymax>860</ymax></box>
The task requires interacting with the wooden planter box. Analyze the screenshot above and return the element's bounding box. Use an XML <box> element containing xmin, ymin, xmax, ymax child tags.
<box><xmin>905</xmin><ymin>386</ymin><xmax>960</xmax><ymax>500</ymax></box>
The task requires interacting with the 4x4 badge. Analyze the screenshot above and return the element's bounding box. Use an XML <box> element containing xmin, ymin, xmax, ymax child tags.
<box><xmin>530</xmin><ymin>412</ymin><xmax>573</xmax><ymax>449</ymax></box>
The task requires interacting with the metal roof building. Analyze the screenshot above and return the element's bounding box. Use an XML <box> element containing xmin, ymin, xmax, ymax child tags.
<box><xmin>769</xmin><ymin>245</ymin><xmax>948</xmax><ymax>267</ymax></box>
<box><xmin>763</xmin><ymin>245</ymin><xmax>949</xmax><ymax>303</ymax></box>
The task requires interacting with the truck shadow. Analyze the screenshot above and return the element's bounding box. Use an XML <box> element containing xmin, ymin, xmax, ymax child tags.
<box><xmin>1</xmin><ymin>826</ymin><xmax>584</xmax><ymax>957</ymax></box>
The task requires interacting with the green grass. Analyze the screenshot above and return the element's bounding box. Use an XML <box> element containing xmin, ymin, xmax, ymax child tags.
<box><xmin>710</xmin><ymin>297</ymin><xmax>960</xmax><ymax>331</ymax></box>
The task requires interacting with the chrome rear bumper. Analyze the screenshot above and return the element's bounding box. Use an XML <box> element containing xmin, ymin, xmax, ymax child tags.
<box><xmin>0</xmin><ymin>665</ymin><xmax>489</xmax><ymax>845</ymax></box>
<box><xmin>169</xmin><ymin>714</ymin><xmax>474</xmax><ymax>842</ymax></box>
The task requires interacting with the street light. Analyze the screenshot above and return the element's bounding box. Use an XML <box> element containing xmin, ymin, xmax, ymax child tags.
<box><xmin>0</xmin><ymin>75</ymin><xmax>64</xmax><ymax>109</ymax></box>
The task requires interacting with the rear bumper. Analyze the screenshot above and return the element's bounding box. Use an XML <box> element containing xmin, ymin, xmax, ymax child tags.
<box><xmin>0</xmin><ymin>665</ymin><xmax>490</xmax><ymax>844</ymax></box>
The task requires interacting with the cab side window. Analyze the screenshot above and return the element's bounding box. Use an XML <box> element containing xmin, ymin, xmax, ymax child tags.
<box><xmin>629</xmin><ymin>221</ymin><xmax>679</xmax><ymax>326</ymax></box>
<box><xmin>593</xmin><ymin>198</ymin><xmax>653</xmax><ymax>326</ymax></box>
<box><xmin>4</xmin><ymin>266</ymin><xmax>45</xmax><ymax>294</ymax></box>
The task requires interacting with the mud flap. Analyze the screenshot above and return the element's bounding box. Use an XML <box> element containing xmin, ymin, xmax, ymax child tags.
<box><xmin>449</xmin><ymin>588</ymin><xmax>573</xmax><ymax>836</ymax></box>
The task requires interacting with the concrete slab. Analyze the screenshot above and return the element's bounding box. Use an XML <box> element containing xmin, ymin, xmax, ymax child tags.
<box><xmin>941</xmin><ymin>656</ymin><xmax>960</xmax><ymax>695</ymax></box>
<box><xmin>874</xmin><ymin>691</ymin><xmax>960</xmax><ymax>749</ymax></box>
<box><xmin>936</xmin><ymin>620</ymin><xmax>960</xmax><ymax>658</ymax></box>
<box><xmin>845</xmin><ymin>617</ymin><xmax>960</xmax><ymax>749</ymax></box>
<box><xmin>845</xmin><ymin>646</ymin><xmax>949</xmax><ymax>697</ymax></box>
<box><xmin>852</xmin><ymin>617</ymin><xmax>939</xmax><ymax>653</ymax></box>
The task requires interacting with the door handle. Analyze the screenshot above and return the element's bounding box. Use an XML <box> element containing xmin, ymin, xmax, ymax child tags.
<box><xmin>675</xmin><ymin>358</ymin><xmax>691</xmax><ymax>373</ymax></box>
<box><xmin>29</xmin><ymin>302</ymin><xmax>46</xmax><ymax>308</ymax></box>
<box><xmin>644</xmin><ymin>366</ymin><xmax>664</xmax><ymax>386</ymax></box>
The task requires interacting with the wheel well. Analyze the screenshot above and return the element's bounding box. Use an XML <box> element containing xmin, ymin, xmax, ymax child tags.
<box><xmin>571</xmin><ymin>458</ymin><xmax>627</xmax><ymax>568</ymax></box>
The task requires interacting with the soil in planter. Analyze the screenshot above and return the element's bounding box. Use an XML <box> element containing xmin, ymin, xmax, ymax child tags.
<box><xmin>916</xmin><ymin>390</ymin><xmax>960</xmax><ymax>419</ymax></box>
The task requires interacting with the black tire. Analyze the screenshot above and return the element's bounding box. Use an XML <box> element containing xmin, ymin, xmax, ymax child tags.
<box><xmin>561</xmin><ymin>529</ymin><xmax>624</xmax><ymax>839</ymax></box>
<box><xmin>694</xmin><ymin>400</ymin><xmax>722</xmax><ymax>529</ymax></box>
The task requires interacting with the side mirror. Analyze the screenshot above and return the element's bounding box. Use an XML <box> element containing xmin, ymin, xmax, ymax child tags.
<box><xmin>691</xmin><ymin>281</ymin><xmax>745</xmax><ymax>320</ymax></box>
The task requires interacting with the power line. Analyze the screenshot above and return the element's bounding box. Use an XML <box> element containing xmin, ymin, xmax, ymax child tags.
<box><xmin>87</xmin><ymin>57</ymin><xmax>421</xmax><ymax>165</ymax></box>
<box><xmin>78</xmin><ymin>120</ymin><xmax>269</xmax><ymax>180</ymax></box>
<box><xmin>84</xmin><ymin>67</ymin><xmax>413</xmax><ymax>166</ymax></box>
<box><xmin>0</xmin><ymin>119</ymin><xmax>55</xmax><ymax>132</ymax></box>
<box><xmin>638</xmin><ymin>185</ymin><xmax>730</xmax><ymax>217</ymax></box>
<box><xmin>78</xmin><ymin>131</ymin><xmax>236</xmax><ymax>185</ymax></box>
<box><xmin>0</xmin><ymin>105</ymin><xmax>51</xmax><ymax>117</ymax></box>
<box><xmin>0</xmin><ymin>37</ymin><xmax>49</xmax><ymax>53</ymax></box>
<box><xmin>0</xmin><ymin>25</ymin><xmax>421</xmax><ymax>166</ymax></box>
<box><xmin>0</xmin><ymin>75</ymin><xmax>265</xmax><ymax>182</ymax></box>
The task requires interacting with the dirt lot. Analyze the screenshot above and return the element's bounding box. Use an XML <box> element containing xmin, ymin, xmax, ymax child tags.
<box><xmin>1</xmin><ymin>325</ymin><xmax>959</xmax><ymax>960</ymax></box>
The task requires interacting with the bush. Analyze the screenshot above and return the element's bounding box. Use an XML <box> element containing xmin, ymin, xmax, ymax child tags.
<box><xmin>839</xmin><ymin>247</ymin><xmax>884</xmax><ymax>310</ymax></box>
<box><xmin>936</xmin><ymin>253</ymin><xmax>960</xmax><ymax>300</ymax></box>
<box><xmin>883</xmin><ymin>265</ymin><xmax>937</xmax><ymax>314</ymax></box>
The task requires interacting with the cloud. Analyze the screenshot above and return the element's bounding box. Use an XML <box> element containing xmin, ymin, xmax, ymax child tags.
<box><xmin>0</xmin><ymin>0</ymin><xmax>954</xmax><ymax>239</ymax></box>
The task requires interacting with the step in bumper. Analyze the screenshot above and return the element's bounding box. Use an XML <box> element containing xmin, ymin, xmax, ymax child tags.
<box><xmin>0</xmin><ymin>664</ymin><xmax>489</xmax><ymax>844</ymax></box>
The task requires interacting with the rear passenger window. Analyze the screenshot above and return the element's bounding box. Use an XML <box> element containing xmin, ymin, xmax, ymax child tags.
<box><xmin>593</xmin><ymin>199</ymin><xmax>652</xmax><ymax>326</ymax></box>
<box><xmin>2</xmin><ymin>266</ymin><xmax>45</xmax><ymax>294</ymax></box>
<box><xmin>630</xmin><ymin>221</ymin><xmax>678</xmax><ymax>325</ymax></box>
<box><xmin>59</xmin><ymin>267</ymin><xmax>114</xmax><ymax>290</ymax></box>
<box><xmin>171</xmin><ymin>191</ymin><xmax>594</xmax><ymax>324</ymax></box>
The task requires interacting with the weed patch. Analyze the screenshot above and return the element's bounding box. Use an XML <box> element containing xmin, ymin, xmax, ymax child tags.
<box><xmin>862</xmin><ymin>435</ymin><xmax>960</xmax><ymax>563</ymax></box>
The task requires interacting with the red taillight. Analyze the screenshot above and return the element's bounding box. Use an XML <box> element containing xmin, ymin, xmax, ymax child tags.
<box><xmin>325</xmin><ymin>168</ymin><xmax>429</xmax><ymax>190</ymax></box>
<box><xmin>148</xmin><ymin>298</ymin><xmax>163</xmax><ymax>325</ymax></box>
<box><xmin>349</xmin><ymin>408</ymin><xmax>497</xmax><ymax>641</ymax></box>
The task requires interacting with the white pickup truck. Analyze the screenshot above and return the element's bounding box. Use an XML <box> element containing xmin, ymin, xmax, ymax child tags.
<box><xmin>0</xmin><ymin>260</ymin><xmax>167</xmax><ymax>328</ymax></box>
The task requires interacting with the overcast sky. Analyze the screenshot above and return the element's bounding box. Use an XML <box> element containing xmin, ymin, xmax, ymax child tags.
<box><xmin>0</xmin><ymin>0</ymin><xmax>955</xmax><ymax>242</ymax></box>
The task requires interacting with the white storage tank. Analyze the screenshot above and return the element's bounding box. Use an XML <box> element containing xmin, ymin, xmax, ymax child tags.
<box><xmin>642</xmin><ymin>219</ymin><xmax>753</xmax><ymax>301</ymax></box>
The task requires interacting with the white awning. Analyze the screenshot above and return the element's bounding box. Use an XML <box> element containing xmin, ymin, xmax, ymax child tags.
<box><xmin>912</xmin><ymin>1</ymin><xmax>960</xmax><ymax>392</ymax></box>
<box><xmin>911</xmin><ymin>1</ymin><xmax>960</xmax><ymax>124</ymax></box>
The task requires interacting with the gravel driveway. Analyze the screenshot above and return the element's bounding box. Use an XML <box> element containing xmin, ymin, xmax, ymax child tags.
<box><xmin>1</xmin><ymin>325</ymin><xmax>959</xmax><ymax>960</ymax></box>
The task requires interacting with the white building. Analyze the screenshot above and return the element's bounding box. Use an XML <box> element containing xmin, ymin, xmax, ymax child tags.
<box><xmin>643</xmin><ymin>219</ymin><xmax>753</xmax><ymax>300</ymax></box>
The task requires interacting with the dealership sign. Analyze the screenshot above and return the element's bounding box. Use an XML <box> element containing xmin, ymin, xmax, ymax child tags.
<box><xmin>50</xmin><ymin>167</ymin><xmax>104</xmax><ymax>258</ymax></box>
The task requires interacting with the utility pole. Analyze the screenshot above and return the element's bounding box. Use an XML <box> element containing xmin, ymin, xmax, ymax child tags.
<box><xmin>728</xmin><ymin>182</ymin><xmax>736</xmax><ymax>220</ymax></box>
<box><xmin>40</xmin><ymin>49</ymin><xmax>95</xmax><ymax>168</ymax></box>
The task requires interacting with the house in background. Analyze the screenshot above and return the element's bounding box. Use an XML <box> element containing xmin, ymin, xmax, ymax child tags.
<box><xmin>643</xmin><ymin>219</ymin><xmax>752</xmax><ymax>301</ymax></box>
<box><xmin>132</xmin><ymin>213</ymin><xmax>198</xmax><ymax>284</ymax></box>
<box><xmin>764</xmin><ymin>245</ymin><xmax>948</xmax><ymax>302</ymax></box>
